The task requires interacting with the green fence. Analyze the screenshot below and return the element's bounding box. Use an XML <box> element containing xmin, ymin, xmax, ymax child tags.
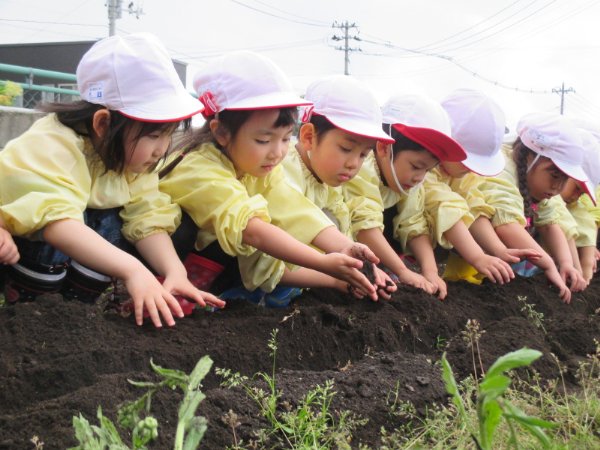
<box><xmin>0</xmin><ymin>63</ymin><xmax>80</xmax><ymax>109</ymax></box>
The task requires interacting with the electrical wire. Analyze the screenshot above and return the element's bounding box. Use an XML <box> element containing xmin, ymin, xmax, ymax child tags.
<box><xmin>228</xmin><ymin>0</ymin><xmax>329</xmax><ymax>27</ymax></box>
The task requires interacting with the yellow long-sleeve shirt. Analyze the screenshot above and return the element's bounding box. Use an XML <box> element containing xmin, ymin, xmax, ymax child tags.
<box><xmin>479</xmin><ymin>145</ymin><xmax>575</xmax><ymax>236</ymax></box>
<box><xmin>159</xmin><ymin>142</ymin><xmax>334</xmax><ymax>291</ymax></box>
<box><xmin>0</xmin><ymin>114</ymin><xmax>180</xmax><ymax>242</ymax></box>
<box><xmin>281</xmin><ymin>145</ymin><xmax>350</xmax><ymax>235</ymax></box>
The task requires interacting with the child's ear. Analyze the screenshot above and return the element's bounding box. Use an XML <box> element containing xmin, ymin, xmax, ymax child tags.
<box><xmin>91</xmin><ymin>109</ymin><xmax>111</xmax><ymax>139</ymax></box>
<box><xmin>209</xmin><ymin>119</ymin><xmax>230</xmax><ymax>147</ymax></box>
<box><xmin>375</xmin><ymin>141</ymin><xmax>391</xmax><ymax>157</ymax></box>
<box><xmin>298</xmin><ymin>123</ymin><xmax>316</xmax><ymax>149</ymax></box>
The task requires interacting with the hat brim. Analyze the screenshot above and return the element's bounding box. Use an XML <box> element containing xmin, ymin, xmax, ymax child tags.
<box><xmin>554</xmin><ymin>159</ymin><xmax>588</xmax><ymax>183</ymax></box>
<box><xmin>323</xmin><ymin>115</ymin><xmax>395</xmax><ymax>144</ymax></box>
<box><xmin>461</xmin><ymin>150</ymin><xmax>506</xmax><ymax>176</ymax></box>
<box><xmin>223</xmin><ymin>92</ymin><xmax>311</xmax><ymax>112</ymax></box>
<box><xmin>392</xmin><ymin>124</ymin><xmax>466</xmax><ymax>162</ymax></box>
<box><xmin>120</xmin><ymin>90</ymin><xmax>204</xmax><ymax>122</ymax></box>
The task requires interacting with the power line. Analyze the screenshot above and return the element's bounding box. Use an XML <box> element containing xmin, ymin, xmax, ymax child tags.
<box><xmin>228</xmin><ymin>0</ymin><xmax>329</xmax><ymax>27</ymax></box>
<box><xmin>0</xmin><ymin>18</ymin><xmax>105</xmax><ymax>28</ymax></box>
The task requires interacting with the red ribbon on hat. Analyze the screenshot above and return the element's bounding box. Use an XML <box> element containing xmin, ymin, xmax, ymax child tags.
<box><xmin>301</xmin><ymin>105</ymin><xmax>314</xmax><ymax>123</ymax></box>
<box><xmin>199</xmin><ymin>91</ymin><xmax>219</xmax><ymax>117</ymax></box>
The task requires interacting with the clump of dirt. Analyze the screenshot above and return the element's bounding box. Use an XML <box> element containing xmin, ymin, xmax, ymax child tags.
<box><xmin>0</xmin><ymin>273</ymin><xmax>598</xmax><ymax>449</ymax></box>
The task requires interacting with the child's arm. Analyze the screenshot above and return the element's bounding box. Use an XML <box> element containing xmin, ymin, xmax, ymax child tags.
<box><xmin>242</xmin><ymin>217</ymin><xmax>378</xmax><ymax>300</ymax></box>
<box><xmin>280</xmin><ymin>267</ymin><xmax>372</xmax><ymax>299</ymax></box>
<box><xmin>43</xmin><ymin>218</ymin><xmax>182</xmax><ymax>327</ymax></box>
<box><xmin>469</xmin><ymin>216</ymin><xmax>541</xmax><ymax>264</ymax></box>
<box><xmin>407</xmin><ymin>234</ymin><xmax>447</xmax><ymax>299</ymax></box>
<box><xmin>355</xmin><ymin>227</ymin><xmax>436</xmax><ymax>295</ymax></box>
<box><xmin>495</xmin><ymin>222</ymin><xmax>571</xmax><ymax>303</ymax></box>
<box><xmin>444</xmin><ymin>220</ymin><xmax>513</xmax><ymax>284</ymax></box>
<box><xmin>578</xmin><ymin>246</ymin><xmax>596</xmax><ymax>283</ymax></box>
<box><xmin>567</xmin><ymin>238</ymin><xmax>583</xmax><ymax>274</ymax></box>
<box><xmin>0</xmin><ymin>216</ymin><xmax>19</xmax><ymax>264</ymax></box>
<box><xmin>537</xmin><ymin>224</ymin><xmax>587</xmax><ymax>292</ymax></box>
<box><xmin>135</xmin><ymin>232</ymin><xmax>226</xmax><ymax>309</ymax></box>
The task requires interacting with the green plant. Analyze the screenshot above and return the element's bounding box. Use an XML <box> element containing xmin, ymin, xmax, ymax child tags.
<box><xmin>0</xmin><ymin>80</ymin><xmax>23</xmax><ymax>106</ymax></box>
<box><xmin>460</xmin><ymin>319</ymin><xmax>486</xmax><ymax>381</ymax></box>
<box><xmin>442</xmin><ymin>348</ymin><xmax>556</xmax><ymax>450</ymax></box>
<box><xmin>70</xmin><ymin>355</ymin><xmax>212</xmax><ymax>450</ymax></box>
<box><xmin>217</xmin><ymin>329</ymin><xmax>366</xmax><ymax>449</ymax></box>
<box><xmin>517</xmin><ymin>295</ymin><xmax>546</xmax><ymax>333</ymax></box>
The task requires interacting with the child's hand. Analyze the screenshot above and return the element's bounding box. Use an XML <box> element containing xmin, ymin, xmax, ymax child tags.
<box><xmin>123</xmin><ymin>268</ymin><xmax>184</xmax><ymax>327</ymax></box>
<box><xmin>471</xmin><ymin>254</ymin><xmax>514</xmax><ymax>284</ymax></box>
<box><xmin>339</xmin><ymin>242</ymin><xmax>380</xmax><ymax>266</ymax></box>
<box><xmin>373</xmin><ymin>266</ymin><xmax>397</xmax><ymax>300</ymax></box>
<box><xmin>321</xmin><ymin>252</ymin><xmax>377</xmax><ymax>300</ymax></box>
<box><xmin>397</xmin><ymin>269</ymin><xmax>436</xmax><ymax>295</ymax></box>
<box><xmin>544</xmin><ymin>267</ymin><xmax>571</xmax><ymax>303</ymax></box>
<box><xmin>0</xmin><ymin>228</ymin><xmax>19</xmax><ymax>265</ymax></box>
<box><xmin>423</xmin><ymin>270</ymin><xmax>447</xmax><ymax>300</ymax></box>
<box><xmin>162</xmin><ymin>271</ymin><xmax>226</xmax><ymax>310</ymax></box>
<box><xmin>559</xmin><ymin>264</ymin><xmax>587</xmax><ymax>292</ymax></box>
<box><xmin>498</xmin><ymin>248</ymin><xmax>542</xmax><ymax>264</ymax></box>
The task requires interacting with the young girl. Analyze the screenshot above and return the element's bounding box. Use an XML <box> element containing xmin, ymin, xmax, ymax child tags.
<box><xmin>284</xmin><ymin>74</ymin><xmax>434</xmax><ymax>295</ymax></box>
<box><xmin>558</xmin><ymin>128</ymin><xmax>600</xmax><ymax>283</ymax></box>
<box><xmin>0</xmin><ymin>33</ymin><xmax>223</xmax><ymax>328</ymax></box>
<box><xmin>159</xmin><ymin>51</ymin><xmax>383</xmax><ymax>305</ymax></box>
<box><xmin>432</xmin><ymin>89</ymin><xmax>541</xmax><ymax>283</ymax></box>
<box><xmin>474</xmin><ymin>112</ymin><xmax>589</xmax><ymax>303</ymax></box>
<box><xmin>347</xmin><ymin>95</ymin><xmax>510</xmax><ymax>299</ymax></box>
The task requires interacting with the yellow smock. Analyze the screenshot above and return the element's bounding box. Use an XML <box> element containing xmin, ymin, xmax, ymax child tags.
<box><xmin>281</xmin><ymin>145</ymin><xmax>351</xmax><ymax>236</ymax></box>
<box><xmin>422</xmin><ymin>167</ymin><xmax>475</xmax><ymax>249</ymax></box>
<box><xmin>479</xmin><ymin>144</ymin><xmax>575</xmax><ymax>233</ymax></box>
<box><xmin>159</xmin><ymin>143</ymin><xmax>334</xmax><ymax>291</ymax></box>
<box><xmin>0</xmin><ymin>114</ymin><xmax>180</xmax><ymax>242</ymax></box>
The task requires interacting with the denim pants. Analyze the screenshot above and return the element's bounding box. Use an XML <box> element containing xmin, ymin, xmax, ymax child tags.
<box><xmin>15</xmin><ymin>208</ymin><xmax>133</xmax><ymax>269</ymax></box>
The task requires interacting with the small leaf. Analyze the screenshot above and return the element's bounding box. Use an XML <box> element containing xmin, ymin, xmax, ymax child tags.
<box><xmin>479</xmin><ymin>374</ymin><xmax>511</xmax><ymax>400</ymax></box>
<box><xmin>441</xmin><ymin>352</ymin><xmax>468</xmax><ymax>421</ymax></box>
<box><xmin>188</xmin><ymin>356</ymin><xmax>213</xmax><ymax>391</ymax></box>
<box><xmin>486</xmin><ymin>348</ymin><xmax>542</xmax><ymax>379</ymax></box>
<box><xmin>182</xmin><ymin>416</ymin><xmax>208</xmax><ymax>450</ymax></box>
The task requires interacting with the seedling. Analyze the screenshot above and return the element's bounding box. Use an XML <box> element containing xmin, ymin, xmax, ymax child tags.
<box><xmin>441</xmin><ymin>348</ymin><xmax>556</xmax><ymax>450</ymax></box>
<box><xmin>517</xmin><ymin>295</ymin><xmax>546</xmax><ymax>333</ymax></box>
<box><xmin>217</xmin><ymin>329</ymin><xmax>365</xmax><ymax>449</ymax></box>
<box><xmin>69</xmin><ymin>356</ymin><xmax>212</xmax><ymax>450</ymax></box>
<box><xmin>460</xmin><ymin>319</ymin><xmax>486</xmax><ymax>381</ymax></box>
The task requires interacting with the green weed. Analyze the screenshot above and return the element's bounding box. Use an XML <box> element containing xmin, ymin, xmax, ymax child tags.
<box><xmin>69</xmin><ymin>355</ymin><xmax>212</xmax><ymax>450</ymax></box>
<box><xmin>217</xmin><ymin>328</ymin><xmax>366</xmax><ymax>449</ymax></box>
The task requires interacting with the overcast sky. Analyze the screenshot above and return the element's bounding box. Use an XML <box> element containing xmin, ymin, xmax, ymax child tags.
<box><xmin>2</xmin><ymin>0</ymin><xmax>600</xmax><ymax>130</ymax></box>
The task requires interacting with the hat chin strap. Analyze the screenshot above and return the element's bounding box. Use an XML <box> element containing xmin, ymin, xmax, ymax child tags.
<box><xmin>389</xmin><ymin>149</ymin><xmax>409</xmax><ymax>196</ymax></box>
<box><xmin>526</xmin><ymin>153</ymin><xmax>541</xmax><ymax>173</ymax></box>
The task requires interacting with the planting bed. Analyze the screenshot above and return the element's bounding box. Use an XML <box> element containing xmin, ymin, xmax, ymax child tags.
<box><xmin>0</xmin><ymin>273</ymin><xmax>598</xmax><ymax>449</ymax></box>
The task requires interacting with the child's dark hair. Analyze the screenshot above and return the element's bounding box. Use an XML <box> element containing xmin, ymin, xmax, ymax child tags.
<box><xmin>383</xmin><ymin>123</ymin><xmax>430</xmax><ymax>156</ymax></box>
<box><xmin>308</xmin><ymin>114</ymin><xmax>337</xmax><ymax>138</ymax></box>
<box><xmin>512</xmin><ymin>137</ymin><xmax>537</xmax><ymax>230</ymax></box>
<box><xmin>180</xmin><ymin>107</ymin><xmax>298</xmax><ymax>154</ymax></box>
<box><xmin>39</xmin><ymin>100</ymin><xmax>190</xmax><ymax>174</ymax></box>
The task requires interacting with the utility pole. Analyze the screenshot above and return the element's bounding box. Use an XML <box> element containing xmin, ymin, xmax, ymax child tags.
<box><xmin>107</xmin><ymin>0</ymin><xmax>144</xmax><ymax>36</ymax></box>
<box><xmin>552</xmin><ymin>82</ymin><xmax>575</xmax><ymax>115</ymax></box>
<box><xmin>332</xmin><ymin>21</ymin><xmax>361</xmax><ymax>75</ymax></box>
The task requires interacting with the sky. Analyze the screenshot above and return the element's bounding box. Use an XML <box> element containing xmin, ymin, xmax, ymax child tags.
<box><xmin>2</xmin><ymin>0</ymin><xmax>600</xmax><ymax>131</ymax></box>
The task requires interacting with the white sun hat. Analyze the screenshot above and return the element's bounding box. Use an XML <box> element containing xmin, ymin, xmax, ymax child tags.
<box><xmin>517</xmin><ymin>112</ymin><xmax>588</xmax><ymax>182</ymax></box>
<box><xmin>193</xmin><ymin>51</ymin><xmax>310</xmax><ymax>116</ymax></box>
<box><xmin>302</xmin><ymin>75</ymin><xmax>394</xmax><ymax>144</ymax></box>
<box><xmin>441</xmin><ymin>88</ymin><xmax>506</xmax><ymax>176</ymax></box>
<box><xmin>381</xmin><ymin>93</ymin><xmax>466</xmax><ymax>161</ymax></box>
<box><xmin>577</xmin><ymin>128</ymin><xmax>600</xmax><ymax>204</ymax></box>
<box><xmin>77</xmin><ymin>32</ymin><xmax>203</xmax><ymax>122</ymax></box>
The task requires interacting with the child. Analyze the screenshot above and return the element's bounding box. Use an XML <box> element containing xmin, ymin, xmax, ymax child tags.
<box><xmin>0</xmin><ymin>33</ymin><xmax>224</xmax><ymax>328</ymax></box>
<box><xmin>475</xmin><ymin>112</ymin><xmax>589</xmax><ymax>303</ymax></box>
<box><xmin>349</xmin><ymin>95</ymin><xmax>510</xmax><ymax>299</ymax></box>
<box><xmin>436</xmin><ymin>89</ymin><xmax>541</xmax><ymax>283</ymax></box>
<box><xmin>284</xmin><ymin>74</ymin><xmax>434</xmax><ymax>295</ymax></box>
<box><xmin>159</xmin><ymin>51</ymin><xmax>384</xmax><ymax>306</ymax></box>
<box><xmin>559</xmin><ymin>128</ymin><xmax>600</xmax><ymax>283</ymax></box>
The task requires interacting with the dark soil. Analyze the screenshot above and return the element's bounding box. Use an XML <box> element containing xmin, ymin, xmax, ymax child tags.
<box><xmin>0</xmin><ymin>274</ymin><xmax>598</xmax><ymax>449</ymax></box>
